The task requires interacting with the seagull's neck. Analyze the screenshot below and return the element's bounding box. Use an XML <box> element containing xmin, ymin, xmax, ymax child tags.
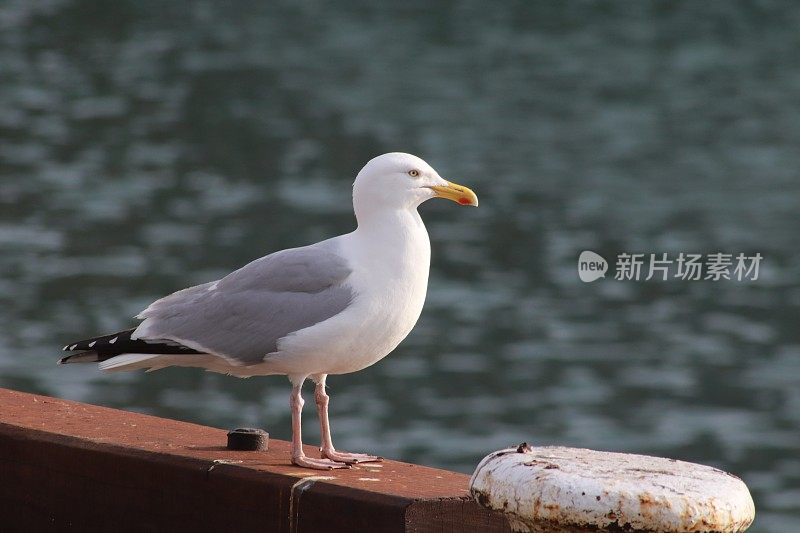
<box><xmin>347</xmin><ymin>207</ymin><xmax>431</xmax><ymax>273</ymax></box>
<box><xmin>354</xmin><ymin>205</ymin><xmax>426</xmax><ymax>238</ymax></box>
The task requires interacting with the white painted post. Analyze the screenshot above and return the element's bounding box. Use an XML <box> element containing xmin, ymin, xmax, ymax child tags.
<box><xmin>470</xmin><ymin>445</ymin><xmax>755</xmax><ymax>533</ymax></box>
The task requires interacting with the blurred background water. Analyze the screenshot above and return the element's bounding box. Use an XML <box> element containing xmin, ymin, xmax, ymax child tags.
<box><xmin>1</xmin><ymin>1</ymin><xmax>798</xmax><ymax>529</ymax></box>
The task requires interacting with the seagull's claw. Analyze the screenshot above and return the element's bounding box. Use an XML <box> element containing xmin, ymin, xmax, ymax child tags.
<box><xmin>321</xmin><ymin>449</ymin><xmax>384</xmax><ymax>465</ymax></box>
<box><xmin>292</xmin><ymin>455</ymin><xmax>351</xmax><ymax>470</ymax></box>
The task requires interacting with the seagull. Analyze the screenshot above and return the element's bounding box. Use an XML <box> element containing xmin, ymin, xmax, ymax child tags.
<box><xmin>60</xmin><ymin>152</ymin><xmax>478</xmax><ymax>470</ymax></box>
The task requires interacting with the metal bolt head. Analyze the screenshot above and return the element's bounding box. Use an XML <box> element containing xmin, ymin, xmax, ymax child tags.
<box><xmin>227</xmin><ymin>428</ymin><xmax>269</xmax><ymax>451</ymax></box>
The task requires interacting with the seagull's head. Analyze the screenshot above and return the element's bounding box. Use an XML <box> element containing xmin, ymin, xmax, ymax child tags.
<box><xmin>353</xmin><ymin>153</ymin><xmax>478</xmax><ymax>216</ymax></box>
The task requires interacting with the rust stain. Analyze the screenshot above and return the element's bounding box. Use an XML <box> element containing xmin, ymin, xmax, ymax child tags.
<box><xmin>523</xmin><ymin>459</ymin><xmax>560</xmax><ymax>469</ymax></box>
<box><xmin>532</xmin><ymin>496</ymin><xmax>541</xmax><ymax>518</ymax></box>
<box><xmin>473</xmin><ymin>489</ymin><xmax>491</xmax><ymax>509</ymax></box>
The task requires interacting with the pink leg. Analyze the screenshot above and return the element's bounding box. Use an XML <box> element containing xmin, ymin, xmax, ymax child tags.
<box><xmin>289</xmin><ymin>380</ymin><xmax>349</xmax><ymax>470</ymax></box>
<box><xmin>314</xmin><ymin>375</ymin><xmax>383</xmax><ymax>464</ymax></box>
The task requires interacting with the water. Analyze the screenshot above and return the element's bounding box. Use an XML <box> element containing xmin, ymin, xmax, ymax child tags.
<box><xmin>1</xmin><ymin>2</ymin><xmax>799</xmax><ymax>529</ymax></box>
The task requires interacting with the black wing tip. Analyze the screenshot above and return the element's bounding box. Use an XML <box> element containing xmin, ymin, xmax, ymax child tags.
<box><xmin>62</xmin><ymin>328</ymin><xmax>137</xmax><ymax>352</ymax></box>
<box><xmin>58</xmin><ymin>351</ymin><xmax>101</xmax><ymax>365</ymax></box>
<box><xmin>61</xmin><ymin>327</ymin><xmax>202</xmax><ymax>357</ymax></box>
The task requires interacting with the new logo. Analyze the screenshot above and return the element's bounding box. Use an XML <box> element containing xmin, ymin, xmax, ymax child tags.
<box><xmin>578</xmin><ymin>250</ymin><xmax>608</xmax><ymax>282</ymax></box>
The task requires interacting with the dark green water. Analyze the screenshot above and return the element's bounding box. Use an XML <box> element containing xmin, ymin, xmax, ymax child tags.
<box><xmin>1</xmin><ymin>2</ymin><xmax>798</xmax><ymax>529</ymax></box>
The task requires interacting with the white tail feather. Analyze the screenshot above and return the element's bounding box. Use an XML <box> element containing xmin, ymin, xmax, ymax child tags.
<box><xmin>95</xmin><ymin>352</ymin><xmax>273</xmax><ymax>377</ymax></box>
<box><xmin>98</xmin><ymin>354</ymin><xmax>160</xmax><ymax>372</ymax></box>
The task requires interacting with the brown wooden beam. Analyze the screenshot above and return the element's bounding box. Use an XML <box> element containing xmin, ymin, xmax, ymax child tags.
<box><xmin>0</xmin><ymin>388</ymin><xmax>510</xmax><ymax>532</ymax></box>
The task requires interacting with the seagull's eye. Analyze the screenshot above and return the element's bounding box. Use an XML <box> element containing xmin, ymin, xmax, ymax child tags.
<box><xmin>408</xmin><ymin>169</ymin><xmax>420</xmax><ymax>178</ymax></box>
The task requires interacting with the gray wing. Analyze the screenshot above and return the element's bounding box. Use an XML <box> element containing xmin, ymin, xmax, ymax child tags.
<box><xmin>134</xmin><ymin>240</ymin><xmax>353</xmax><ymax>365</ymax></box>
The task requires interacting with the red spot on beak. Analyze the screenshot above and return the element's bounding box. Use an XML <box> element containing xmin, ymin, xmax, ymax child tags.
<box><xmin>458</xmin><ymin>197</ymin><xmax>471</xmax><ymax>205</ymax></box>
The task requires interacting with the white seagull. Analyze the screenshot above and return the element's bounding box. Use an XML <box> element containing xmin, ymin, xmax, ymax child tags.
<box><xmin>60</xmin><ymin>152</ymin><xmax>478</xmax><ymax>470</ymax></box>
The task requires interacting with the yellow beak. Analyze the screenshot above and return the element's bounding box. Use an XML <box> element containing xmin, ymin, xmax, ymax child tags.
<box><xmin>428</xmin><ymin>181</ymin><xmax>479</xmax><ymax>206</ymax></box>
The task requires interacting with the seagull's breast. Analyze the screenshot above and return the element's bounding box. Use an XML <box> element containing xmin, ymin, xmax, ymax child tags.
<box><xmin>271</xmin><ymin>211</ymin><xmax>432</xmax><ymax>376</ymax></box>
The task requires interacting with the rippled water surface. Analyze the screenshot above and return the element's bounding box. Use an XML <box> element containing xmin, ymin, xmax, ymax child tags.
<box><xmin>1</xmin><ymin>2</ymin><xmax>798</xmax><ymax>529</ymax></box>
